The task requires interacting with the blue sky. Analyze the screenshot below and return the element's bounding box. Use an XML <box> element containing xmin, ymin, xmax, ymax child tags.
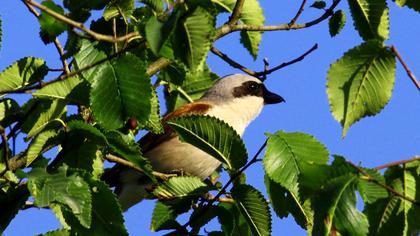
<box><xmin>1</xmin><ymin>1</ymin><xmax>420</xmax><ymax>235</ymax></box>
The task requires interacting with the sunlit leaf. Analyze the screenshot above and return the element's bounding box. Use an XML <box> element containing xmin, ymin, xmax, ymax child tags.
<box><xmin>140</xmin><ymin>0</ymin><xmax>164</xmax><ymax>13</ymax></box>
<box><xmin>347</xmin><ymin>0</ymin><xmax>389</xmax><ymax>40</ymax></box>
<box><xmin>0</xmin><ymin>98</ymin><xmax>20</xmax><ymax>127</ymax></box>
<box><xmin>103</xmin><ymin>0</ymin><xmax>134</xmax><ymax>20</ymax></box>
<box><xmin>38</xmin><ymin>1</ymin><xmax>67</xmax><ymax>44</ymax></box>
<box><xmin>26</xmin><ymin>129</ymin><xmax>59</xmax><ymax>167</ymax></box>
<box><xmin>327</xmin><ymin>40</ymin><xmax>395</xmax><ymax>137</ymax></box>
<box><xmin>0</xmin><ymin>57</ymin><xmax>48</xmax><ymax>95</ymax></box>
<box><xmin>152</xmin><ymin>176</ymin><xmax>208</xmax><ymax>199</ymax></box>
<box><xmin>393</xmin><ymin>0</ymin><xmax>420</xmax><ymax>13</ymax></box>
<box><xmin>33</xmin><ymin>76</ymin><xmax>89</xmax><ymax>105</ymax></box>
<box><xmin>167</xmin><ymin>115</ymin><xmax>248</xmax><ymax>170</ymax></box>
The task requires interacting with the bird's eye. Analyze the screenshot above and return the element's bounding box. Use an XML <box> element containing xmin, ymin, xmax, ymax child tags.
<box><xmin>248</xmin><ymin>82</ymin><xmax>260</xmax><ymax>91</ymax></box>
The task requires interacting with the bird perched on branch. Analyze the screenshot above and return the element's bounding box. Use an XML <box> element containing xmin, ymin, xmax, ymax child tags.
<box><xmin>104</xmin><ymin>74</ymin><xmax>284</xmax><ymax>211</ymax></box>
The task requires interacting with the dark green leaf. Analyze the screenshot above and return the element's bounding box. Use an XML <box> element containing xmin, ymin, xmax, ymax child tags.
<box><xmin>347</xmin><ymin>0</ymin><xmax>389</xmax><ymax>41</ymax></box>
<box><xmin>33</xmin><ymin>76</ymin><xmax>89</xmax><ymax>105</ymax></box>
<box><xmin>313</xmin><ymin>174</ymin><xmax>369</xmax><ymax>236</ymax></box>
<box><xmin>357</xmin><ymin>168</ymin><xmax>389</xmax><ymax>203</ymax></box>
<box><xmin>167</xmin><ymin>115</ymin><xmax>248</xmax><ymax>170</ymax></box>
<box><xmin>0</xmin><ymin>185</ymin><xmax>29</xmax><ymax>232</ymax></box>
<box><xmin>0</xmin><ymin>98</ymin><xmax>20</xmax><ymax>127</ymax></box>
<box><xmin>42</xmin><ymin>229</ymin><xmax>71</xmax><ymax>236</ymax></box>
<box><xmin>0</xmin><ymin>57</ymin><xmax>48</xmax><ymax>94</ymax></box>
<box><xmin>329</xmin><ymin>10</ymin><xmax>346</xmax><ymax>37</ymax></box>
<box><xmin>264</xmin><ymin>131</ymin><xmax>329</xmax><ymax>197</ymax></box>
<box><xmin>38</xmin><ymin>1</ymin><xmax>67</xmax><ymax>44</ymax></box>
<box><xmin>28</xmin><ymin>166</ymin><xmax>92</xmax><ymax>228</ymax></box>
<box><xmin>231</xmin><ymin>184</ymin><xmax>271</xmax><ymax>236</ymax></box>
<box><xmin>104</xmin><ymin>0</ymin><xmax>134</xmax><ymax>20</ymax></box>
<box><xmin>152</xmin><ymin>176</ymin><xmax>208</xmax><ymax>199</ymax></box>
<box><xmin>393</xmin><ymin>0</ymin><xmax>420</xmax><ymax>13</ymax></box>
<box><xmin>68</xmin><ymin>120</ymin><xmax>108</xmax><ymax>146</ymax></box>
<box><xmin>218</xmin><ymin>202</ymin><xmax>251</xmax><ymax>236</ymax></box>
<box><xmin>327</xmin><ymin>41</ymin><xmax>396</xmax><ymax>137</ymax></box>
<box><xmin>73</xmin><ymin>40</ymin><xmax>108</xmax><ymax>83</ymax></box>
<box><xmin>189</xmin><ymin>205</ymin><xmax>221</xmax><ymax>235</ymax></box>
<box><xmin>140</xmin><ymin>0</ymin><xmax>164</xmax><ymax>13</ymax></box>
<box><xmin>176</xmin><ymin>7</ymin><xmax>215</xmax><ymax>71</ymax></box>
<box><xmin>90</xmin><ymin>53</ymin><xmax>152</xmax><ymax>129</ymax></box>
<box><xmin>151</xmin><ymin>201</ymin><xmax>189</xmax><ymax>231</ymax></box>
<box><xmin>145</xmin><ymin>11</ymin><xmax>179</xmax><ymax>56</ymax></box>
<box><xmin>311</xmin><ymin>1</ymin><xmax>327</xmax><ymax>9</ymax></box>
<box><xmin>145</xmin><ymin>88</ymin><xmax>163</xmax><ymax>133</ymax></box>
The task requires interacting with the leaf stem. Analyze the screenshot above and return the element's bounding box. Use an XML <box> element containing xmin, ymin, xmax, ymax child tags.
<box><xmin>390</xmin><ymin>45</ymin><xmax>420</xmax><ymax>91</ymax></box>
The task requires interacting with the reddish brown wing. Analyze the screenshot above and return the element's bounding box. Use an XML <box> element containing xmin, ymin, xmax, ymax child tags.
<box><xmin>138</xmin><ymin>101</ymin><xmax>212</xmax><ymax>153</ymax></box>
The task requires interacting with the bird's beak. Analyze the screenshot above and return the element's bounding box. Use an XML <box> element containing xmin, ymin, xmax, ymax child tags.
<box><xmin>263</xmin><ymin>87</ymin><xmax>285</xmax><ymax>104</ymax></box>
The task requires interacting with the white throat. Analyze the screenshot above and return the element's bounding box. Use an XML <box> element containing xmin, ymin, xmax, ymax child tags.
<box><xmin>206</xmin><ymin>96</ymin><xmax>264</xmax><ymax>136</ymax></box>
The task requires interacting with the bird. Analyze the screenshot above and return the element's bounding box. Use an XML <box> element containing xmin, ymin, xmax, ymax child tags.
<box><xmin>104</xmin><ymin>74</ymin><xmax>284</xmax><ymax>211</ymax></box>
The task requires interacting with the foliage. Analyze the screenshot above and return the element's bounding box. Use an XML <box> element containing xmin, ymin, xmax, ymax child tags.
<box><xmin>0</xmin><ymin>0</ymin><xmax>419</xmax><ymax>235</ymax></box>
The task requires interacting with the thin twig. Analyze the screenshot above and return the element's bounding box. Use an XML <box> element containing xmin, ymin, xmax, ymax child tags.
<box><xmin>0</xmin><ymin>126</ymin><xmax>10</xmax><ymax>176</ymax></box>
<box><xmin>390</xmin><ymin>46</ymin><xmax>420</xmax><ymax>91</ymax></box>
<box><xmin>215</xmin><ymin>0</ymin><xmax>340</xmax><ymax>39</ymax></box>
<box><xmin>347</xmin><ymin>161</ymin><xmax>420</xmax><ymax>207</ymax></box>
<box><xmin>374</xmin><ymin>156</ymin><xmax>420</xmax><ymax>170</ymax></box>
<box><xmin>24</xmin><ymin>0</ymin><xmax>140</xmax><ymax>43</ymax></box>
<box><xmin>105</xmin><ymin>154</ymin><xmax>177</xmax><ymax>181</ymax></box>
<box><xmin>289</xmin><ymin>0</ymin><xmax>308</xmax><ymax>25</ymax></box>
<box><xmin>210</xmin><ymin>47</ymin><xmax>257</xmax><ymax>76</ymax></box>
<box><xmin>205</xmin><ymin>194</ymin><xmax>234</xmax><ymax>203</ymax></box>
<box><xmin>227</xmin><ymin>0</ymin><xmax>245</xmax><ymax>26</ymax></box>
<box><xmin>257</xmin><ymin>43</ymin><xmax>318</xmax><ymax>79</ymax></box>
<box><xmin>176</xmin><ymin>140</ymin><xmax>268</xmax><ymax>233</ymax></box>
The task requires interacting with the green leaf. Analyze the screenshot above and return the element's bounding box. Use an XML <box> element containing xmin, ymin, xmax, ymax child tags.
<box><xmin>24</xmin><ymin>99</ymin><xmax>66</xmax><ymax>139</ymax></box>
<box><xmin>103</xmin><ymin>0</ymin><xmax>135</xmax><ymax>21</ymax></box>
<box><xmin>239</xmin><ymin>0</ymin><xmax>265</xmax><ymax>60</ymax></box>
<box><xmin>263</xmin><ymin>131</ymin><xmax>329</xmax><ymax>196</ymax></box>
<box><xmin>68</xmin><ymin>120</ymin><xmax>108</xmax><ymax>146</ymax></box>
<box><xmin>0</xmin><ymin>98</ymin><xmax>20</xmax><ymax>127</ymax></box>
<box><xmin>33</xmin><ymin>76</ymin><xmax>89</xmax><ymax>105</ymax></box>
<box><xmin>327</xmin><ymin>41</ymin><xmax>396</xmax><ymax>137</ymax></box>
<box><xmin>43</xmin><ymin>229</ymin><xmax>70</xmax><ymax>236</ymax></box>
<box><xmin>90</xmin><ymin>53</ymin><xmax>152</xmax><ymax>129</ymax></box>
<box><xmin>26</xmin><ymin>129</ymin><xmax>59</xmax><ymax>167</ymax></box>
<box><xmin>105</xmin><ymin>130</ymin><xmax>155</xmax><ymax>181</ymax></box>
<box><xmin>73</xmin><ymin>40</ymin><xmax>108</xmax><ymax>83</ymax></box>
<box><xmin>38</xmin><ymin>1</ymin><xmax>67</xmax><ymax>44</ymax></box>
<box><xmin>329</xmin><ymin>10</ymin><xmax>346</xmax><ymax>37</ymax></box>
<box><xmin>264</xmin><ymin>176</ymin><xmax>313</xmax><ymax>230</ymax></box>
<box><xmin>218</xmin><ymin>202</ymin><xmax>251</xmax><ymax>236</ymax></box>
<box><xmin>347</xmin><ymin>0</ymin><xmax>389</xmax><ymax>41</ymax></box>
<box><xmin>357</xmin><ymin>168</ymin><xmax>389</xmax><ymax>203</ymax></box>
<box><xmin>28</xmin><ymin>166</ymin><xmax>92</xmax><ymax>228</ymax></box>
<box><xmin>150</xmin><ymin>201</ymin><xmax>182</xmax><ymax>231</ymax></box>
<box><xmin>231</xmin><ymin>185</ymin><xmax>271</xmax><ymax>236</ymax></box>
<box><xmin>177</xmin><ymin>7</ymin><xmax>215</xmax><ymax>71</ymax></box>
<box><xmin>313</xmin><ymin>174</ymin><xmax>369</xmax><ymax>236</ymax></box>
<box><xmin>152</xmin><ymin>176</ymin><xmax>208</xmax><ymax>199</ymax></box>
<box><xmin>140</xmin><ymin>0</ymin><xmax>164</xmax><ymax>13</ymax></box>
<box><xmin>0</xmin><ymin>185</ymin><xmax>30</xmax><ymax>232</ymax></box>
<box><xmin>393</xmin><ymin>0</ymin><xmax>420</xmax><ymax>13</ymax></box>
<box><xmin>311</xmin><ymin>1</ymin><xmax>327</xmax><ymax>9</ymax></box>
<box><xmin>167</xmin><ymin>115</ymin><xmax>248</xmax><ymax>170</ymax></box>
<box><xmin>189</xmin><ymin>205</ymin><xmax>221</xmax><ymax>235</ymax></box>
<box><xmin>145</xmin><ymin>88</ymin><xmax>163</xmax><ymax>133</ymax></box>
<box><xmin>145</xmin><ymin>11</ymin><xmax>179</xmax><ymax>57</ymax></box>
<box><xmin>0</xmin><ymin>57</ymin><xmax>48</xmax><ymax>95</ymax></box>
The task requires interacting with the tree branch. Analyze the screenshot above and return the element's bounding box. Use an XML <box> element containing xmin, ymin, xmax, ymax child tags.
<box><xmin>215</xmin><ymin>0</ymin><xmax>340</xmax><ymax>39</ymax></box>
<box><xmin>390</xmin><ymin>46</ymin><xmax>420</xmax><ymax>91</ymax></box>
<box><xmin>105</xmin><ymin>154</ymin><xmax>177</xmax><ymax>181</ymax></box>
<box><xmin>227</xmin><ymin>0</ymin><xmax>245</xmax><ymax>26</ymax></box>
<box><xmin>0</xmin><ymin>127</ymin><xmax>10</xmax><ymax>176</ymax></box>
<box><xmin>347</xmin><ymin>161</ymin><xmax>420</xmax><ymax>207</ymax></box>
<box><xmin>374</xmin><ymin>156</ymin><xmax>420</xmax><ymax>170</ymax></box>
<box><xmin>257</xmin><ymin>43</ymin><xmax>318</xmax><ymax>79</ymax></box>
<box><xmin>289</xmin><ymin>0</ymin><xmax>308</xmax><ymax>25</ymax></box>
<box><xmin>210</xmin><ymin>47</ymin><xmax>257</xmax><ymax>76</ymax></box>
<box><xmin>23</xmin><ymin>0</ymin><xmax>140</xmax><ymax>43</ymax></box>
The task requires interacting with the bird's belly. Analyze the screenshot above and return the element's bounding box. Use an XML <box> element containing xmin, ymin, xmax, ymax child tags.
<box><xmin>145</xmin><ymin>137</ymin><xmax>221</xmax><ymax>179</ymax></box>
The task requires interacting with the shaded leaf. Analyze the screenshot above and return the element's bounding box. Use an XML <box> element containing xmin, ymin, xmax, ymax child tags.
<box><xmin>38</xmin><ymin>1</ymin><xmax>67</xmax><ymax>44</ymax></box>
<box><xmin>218</xmin><ymin>202</ymin><xmax>251</xmax><ymax>236</ymax></box>
<box><xmin>26</xmin><ymin>129</ymin><xmax>59</xmax><ymax>167</ymax></box>
<box><xmin>33</xmin><ymin>76</ymin><xmax>89</xmax><ymax>105</ymax></box>
<box><xmin>43</xmin><ymin>229</ymin><xmax>71</xmax><ymax>236</ymax></box>
<box><xmin>140</xmin><ymin>0</ymin><xmax>164</xmax><ymax>13</ymax></box>
<box><xmin>357</xmin><ymin>168</ymin><xmax>389</xmax><ymax>204</ymax></box>
<box><xmin>393</xmin><ymin>0</ymin><xmax>420</xmax><ymax>13</ymax></box>
<box><xmin>329</xmin><ymin>10</ymin><xmax>346</xmax><ymax>37</ymax></box>
<box><xmin>327</xmin><ymin>40</ymin><xmax>395</xmax><ymax>137</ymax></box>
<box><xmin>68</xmin><ymin>120</ymin><xmax>107</xmax><ymax>146</ymax></box>
<box><xmin>0</xmin><ymin>57</ymin><xmax>48</xmax><ymax>95</ymax></box>
<box><xmin>73</xmin><ymin>40</ymin><xmax>108</xmax><ymax>83</ymax></box>
<box><xmin>231</xmin><ymin>184</ymin><xmax>271</xmax><ymax>236</ymax></box>
<box><xmin>104</xmin><ymin>0</ymin><xmax>135</xmax><ymax>20</ymax></box>
<box><xmin>151</xmin><ymin>201</ymin><xmax>189</xmax><ymax>231</ymax></box>
<box><xmin>152</xmin><ymin>176</ymin><xmax>208</xmax><ymax>199</ymax></box>
<box><xmin>0</xmin><ymin>98</ymin><xmax>20</xmax><ymax>127</ymax></box>
<box><xmin>0</xmin><ymin>185</ymin><xmax>29</xmax><ymax>232</ymax></box>
<box><xmin>347</xmin><ymin>0</ymin><xmax>389</xmax><ymax>41</ymax></box>
<box><xmin>28</xmin><ymin>166</ymin><xmax>92</xmax><ymax>228</ymax></box>
<box><xmin>311</xmin><ymin>1</ymin><xmax>327</xmax><ymax>9</ymax></box>
<box><xmin>167</xmin><ymin>115</ymin><xmax>248</xmax><ymax>170</ymax></box>
<box><xmin>90</xmin><ymin>53</ymin><xmax>152</xmax><ymax>129</ymax></box>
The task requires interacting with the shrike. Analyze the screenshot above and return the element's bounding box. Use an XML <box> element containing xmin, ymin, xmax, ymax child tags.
<box><xmin>104</xmin><ymin>74</ymin><xmax>284</xmax><ymax>211</ymax></box>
